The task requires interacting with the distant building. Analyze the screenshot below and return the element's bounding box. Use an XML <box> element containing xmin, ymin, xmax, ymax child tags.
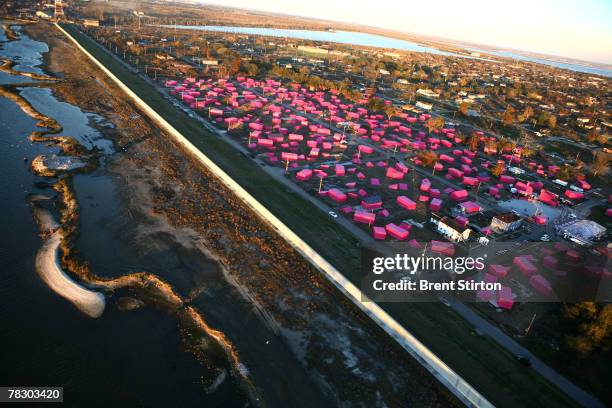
<box><xmin>36</xmin><ymin>10</ymin><xmax>51</xmax><ymax>19</ymax></box>
<box><xmin>383</xmin><ymin>52</ymin><xmax>401</xmax><ymax>59</ymax></box>
<box><xmin>416</xmin><ymin>88</ymin><xmax>439</xmax><ymax>98</ymax></box>
<box><xmin>83</xmin><ymin>19</ymin><xmax>99</xmax><ymax>27</ymax></box>
<box><xmin>431</xmin><ymin>216</ymin><xmax>471</xmax><ymax>242</ymax></box>
<box><xmin>558</xmin><ymin>220</ymin><xmax>606</xmax><ymax>245</ymax></box>
<box><xmin>297</xmin><ymin>45</ymin><xmax>329</xmax><ymax>55</ymax></box>
<box><xmin>415</xmin><ymin>101</ymin><xmax>432</xmax><ymax>111</ymax></box>
<box><xmin>490</xmin><ymin>212</ymin><xmax>522</xmax><ymax>233</ymax></box>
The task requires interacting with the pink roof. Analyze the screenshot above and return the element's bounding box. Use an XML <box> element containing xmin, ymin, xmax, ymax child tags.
<box><xmin>513</xmin><ymin>256</ymin><xmax>537</xmax><ymax>277</ymax></box>
<box><xmin>397</xmin><ymin>196</ymin><xmax>416</xmax><ymax>210</ymax></box>
<box><xmin>385</xmin><ymin>223</ymin><xmax>410</xmax><ymax>240</ymax></box>
<box><xmin>449</xmin><ymin>190</ymin><xmax>469</xmax><ymax>202</ymax></box>
<box><xmin>489</xmin><ymin>264</ymin><xmax>509</xmax><ymax>278</ymax></box>
<box><xmin>497</xmin><ymin>286</ymin><xmax>514</xmax><ymax>309</ymax></box>
<box><xmin>372</xmin><ymin>226</ymin><xmax>387</xmax><ymax>240</ymax></box>
<box><xmin>530</xmin><ymin>275</ymin><xmax>553</xmax><ymax>296</ymax></box>
<box><xmin>431</xmin><ymin>240</ymin><xmax>455</xmax><ymax>256</ymax></box>
<box><xmin>354</xmin><ymin>211</ymin><xmax>375</xmax><ymax>224</ymax></box>
<box><xmin>459</xmin><ymin>201</ymin><xmax>481</xmax><ymax>213</ymax></box>
<box><xmin>429</xmin><ymin>198</ymin><xmax>442</xmax><ymax>211</ymax></box>
<box><xmin>328</xmin><ymin>188</ymin><xmax>347</xmax><ymax>202</ymax></box>
<box><xmin>386</xmin><ymin>167</ymin><xmax>405</xmax><ymax>180</ymax></box>
<box><xmin>564</xmin><ymin>190</ymin><xmax>584</xmax><ymax>200</ymax></box>
<box><xmin>296</xmin><ymin>169</ymin><xmax>313</xmax><ymax>181</ymax></box>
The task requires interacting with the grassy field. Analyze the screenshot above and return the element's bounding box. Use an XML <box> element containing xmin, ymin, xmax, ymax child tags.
<box><xmin>61</xmin><ymin>23</ymin><xmax>580</xmax><ymax>408</ymax></box>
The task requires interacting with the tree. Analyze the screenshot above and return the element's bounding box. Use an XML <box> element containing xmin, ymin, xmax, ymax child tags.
<box><xmin>591</xmin><ymin>152</ymin><xmax>610</xmax><ymax>176</ymax></box>
<box><xmin>383</xmin><ymin>105</ymin><xmax>400</xmax><ymax>121</ymax></box>
<box><xmin>467</xmin><ymin>132</ymin><xmax>480</xmax><ymax>151</ymax></box>
<box><xmin>245</xmin><ymin>63</ymin><xmax>258</xmax><ymax>77</ymax></box>
<box><xmin>424</xmin><ymin>117</ymin><xmax>445</xmax><ymax>133</ymax></box>
<box><xmin>367</xmin><ymin>97</ymin><xmax>385</xmax><ymax>113</ymax></box>
<box><xmin>547</xmin><ymin>114</ymin><xmax>557</xmax><ymax>129</ymax></box>
<box><xmin>418</xmin><ymin>150</ymin><xmax>438</xmax><ymax>167</ymax></box>
<box><xmin>502</xmin><ymin>106</ymin><xmax>516</xmax><ymax>126</ymax></box>
<box><xmin>556</xmin><ymin>165</ymin><xmax>577</xmax><ymax>181</ymax></box>
<box><xmin>458</xmin><ymin>101</ymin><xmax>470</xmax><ymax>116</ymax></box>
<box><xmin>564</xmin><ymin>303</ymin><xmax>612</xmax><ymax>357</ymax></box>
<box><xmin>497</xmin><ymin>137</ymin><xmax>516</xmax><ymax>154</ymax></box>
<box><xmin>490</xmin><ymin>162</ymin><xmax>505</xmax><ymax>177</ymax></box>
<box><xmin>586</xmin><ymin>128</ymin><xmax>600</xmax><ymax>144</ymax></box>
<box><xmin>518</xmin><ymin>106</ymin><xmax>534</xmax><ymax>123</ymax></box>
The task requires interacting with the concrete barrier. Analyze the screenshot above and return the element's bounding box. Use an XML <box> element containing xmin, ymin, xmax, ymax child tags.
<box><xmin>56</xmin><ymin>23</ymin><xmax>494</xmax><ymax>408</ymax></box>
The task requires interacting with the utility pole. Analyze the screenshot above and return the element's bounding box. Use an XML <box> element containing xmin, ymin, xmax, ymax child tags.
<box><xmin>525</xmin><ymin>313</ymin><xmax>537</xmax><ymax>335</ymax></box>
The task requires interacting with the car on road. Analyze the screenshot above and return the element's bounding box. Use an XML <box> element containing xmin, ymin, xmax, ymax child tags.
<box><xmin>515</xmin><ymin>354</ymin><xmax>532</xmax><ymax>367</ymax></box>
<box><xmin>540</xmin><ymin>234</ymin><xmax>551</xmax><ymax>242</ymax></box>
<box><xmin>328</xmin><ymin>210</ymin><xmax>338</xmax><ymax>219</ymax></box>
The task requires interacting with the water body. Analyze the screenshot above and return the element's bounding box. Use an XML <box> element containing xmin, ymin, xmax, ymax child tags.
<box><xmin>164</xmin><ymin>24</ymin><xmax>469</xmax><ymax>58</ymax></box>
<box><xmin>0</xmin><ymin>24</ymin><xmax>48</xmax><ymax>75</ymax></box>
<box><xmin>465</xmin><ymin>47</ymin><xmax>612</xmax><ymax>78</ymax></box>
<box><xmin>0</xmin><ymin>23</ymin><xmax>333</xmax><ymax>407</ymax></box>
<box><xmin>21</xmin><ymin>87</ymin><xmax>114</xmax><ymax>154</ymax></box>
<box><xmin>0</xmin><ymin>24</ymin><xmax>230</xmax><ymax>407</ymax></box>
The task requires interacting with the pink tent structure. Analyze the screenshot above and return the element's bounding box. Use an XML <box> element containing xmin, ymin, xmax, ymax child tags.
<box><xmin>449</xmin><ymin>190</ymin><xmax>469</xmax><ymax>202</ymax></box>
<box><xmin>386</xmin><ymin>167</ymin><xmax>405</xmax><ymax>180</ymax></box>
<box><xmin>542</xmin><ymin>256</ymin><xmax>558</xmax><ymax>270</ymax></box>
<box><xmin>564</xmin><ymin>190</ymin><xmax>584</xmax><ymax>200</ymax></box>
<box><xmin>397</xmin><ymin>196</ymin><xmax>417</xmax><ymax>210</ymax></box>
<box><xmin>328</xmin><ymin>188</ymin><xmax>347</xmax><ymax>202</ymax></box>
<box><xmin>354</xmin><ymin>211</ymin><xmax>376</xmax><ymax>224</ymax></box>
<box><xmin>530</xmin><ymin>275</ymin><xmax>553</xmax><ymax>296</ymax></box>
<box><xmin>431</xmin><ymin>240</ymin><xmax>455</xmax><ymax>256</ymax></box>
<box><xmin>539</xmin><ymin>189</ymin><xmax>558</xmax><ymax>207</ymax></box>
<box><xmin>514</xmin><ymin>256</ymin><xmax>537</xmax><ymax>277</ymax></box>
<box><xmin>497</xmin><ymin>286</ymin><xmax>514</xmax><ymax>309</ymax></box>
<box><xmin>489</xmin><ymin>264</ymin><xmax>510</xmax><ymax>278</ymax></box>
<box><xmin>385</xmin><ymin>223</ymin><xmax>410</xmax><ymax>240</ymax></box>
<box><xmin>477</xmin><ymin>289</ymin><xmax>494</xmax><ymax>301</ymax></box>
<box><xmin>408</xmin><ymin>238</ymin><xmax>422</xmax><ymax>249</ymax></box>
<box><xmin>458</xmin><ymin>201</ymin><xmax>481</xmax><ymax>214</ymax></box>
<box><xmin>372</xmin><ymin>226</ymin><xmax>387</xmax><ymax>240</ymax></box>
<box><xmin>296</xmin><ymin>169</ymin><xmax>313</xmax><ymax>181</ymax></box>
<box><xmin>429</xmin><ymin>198</ymin><xmax>442</xmax><ymax>211</ymax></box>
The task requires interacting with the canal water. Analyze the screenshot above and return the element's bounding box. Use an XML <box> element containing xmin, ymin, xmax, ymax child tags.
<box><xmin>164</xmin><ymin>24</ymin><xmax>469</xmax><ymax>57</ymax></box>
<box><xmin>0</xmin><ymin>22</ymin><xmax>329</xmax><ymax>407</ymax></box>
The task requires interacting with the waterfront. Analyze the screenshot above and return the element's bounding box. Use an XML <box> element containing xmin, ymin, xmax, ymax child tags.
<box><xmin>0</xmin><ymin>21</ymin><xmax>453</xmax><ymax>407</ymax></box>
<box><xmin>164</xmin><ymin>24</ymin><xmax>612</xmax><ymax>77</ymax></box>
<box><xmin>163</xmin><ymin>24</ymin><xmax>470</xmax><ymax>58</ymax></box>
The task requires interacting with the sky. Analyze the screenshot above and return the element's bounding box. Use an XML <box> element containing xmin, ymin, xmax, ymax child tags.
<box><xmin>201</xmin><ymin>0</ymin><xmax>612</xmax><ymax>65</ymax></box>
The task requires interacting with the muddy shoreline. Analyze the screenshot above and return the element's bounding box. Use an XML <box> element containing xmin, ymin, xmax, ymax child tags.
<box><xmin>14</xmin><ymin>21</ymin><xmax>459</xmax><ymax>406</ymax></box>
